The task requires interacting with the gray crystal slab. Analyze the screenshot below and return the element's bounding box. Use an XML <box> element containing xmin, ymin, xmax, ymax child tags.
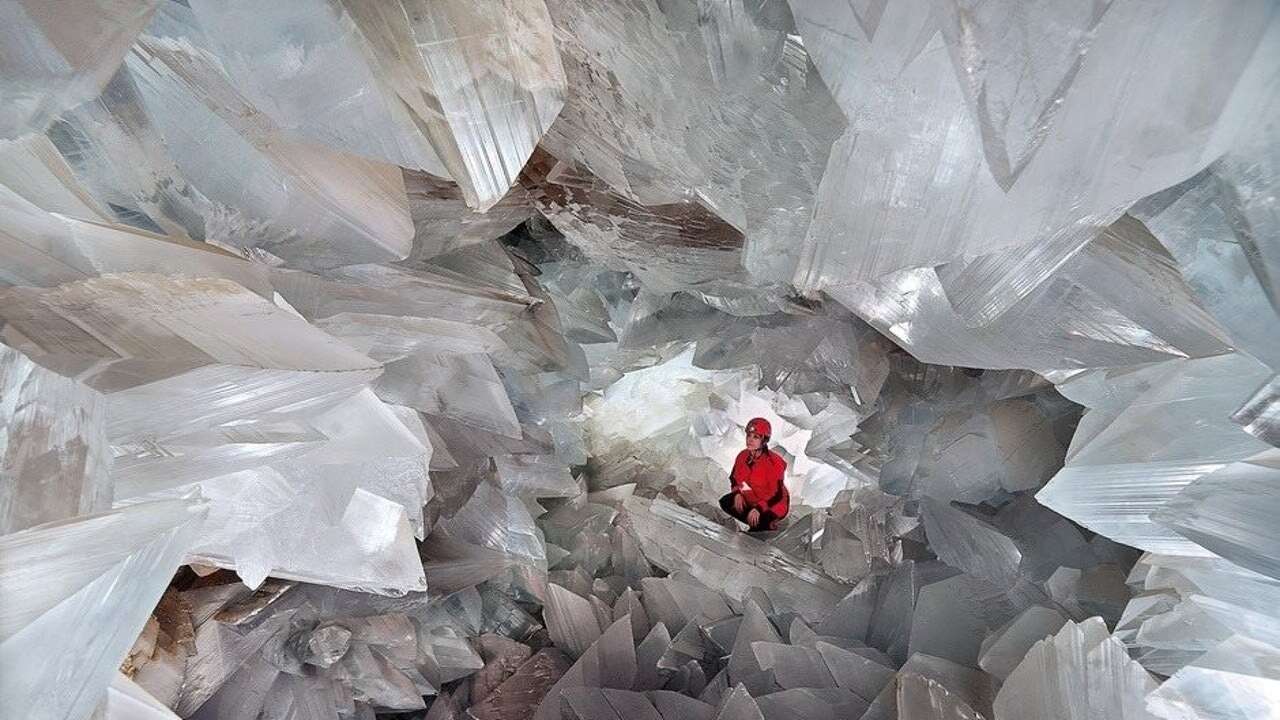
<box><xmin>755</xmin><ymin>687</ymin><xmax>868</xmax><ymax>720</ymax></box>
<box><xmin>534</xmin><ymin>616</ymin><xmax>637</xmax><ymax>720</ymax></box>
<box><xmin>0</xmin><ymin>0</ymin><xmax>157</xmax><ymax>139</ymax></box>
<box><xmin>895</xmin><ymin>671</ymin><xmax>988</xmax><ymax>720</ymax></box>
<box><xmin>633</xmin><ymin>622</ymin><xmax>671</xmax><ymax>691</ymax></box>
<box><xmin>465</xmin><ymin>648</ymin><xmax>572</xmax><ymax>720</ymax></box>
<box><xmin>978</xmin><ymin>606</ymin><xmax>1069</xmax><ymax>681</ymax></box>
<box><xmin>921</xmin><ymin>499</ymin><xmax>1022</xmax><ymax>588</ymax></box>
<box><xmin>0</xmin><ymin>341</ymin><xmax>109</xmax><ymax>535</ymax></box>
<box><xmin>1038</xmin><ymin>352</ymin><xmax>1275</xmax><ymax>555</ymax></box>
<box><xmin>712</xmin><ymin>684</ymin><xmax>764</xmax><ymax>720</ymax></box>
<box><xmin>859</xmin><ymin>653</ymin><xmax>995</xmax><ymax>720</ymax></box>
<box><xmin>0</xmin><ymin>497</ymin><xmax>207</xmax><ymax>720</ymax></box>
<box><xmin>791</xmin><ymin>0</ymin><xmax>1272</xmax><ymax>293</ymax></box>
<box><xmin>559</xmin><ymin>687</ymin><xmax>650</xmax><ymax>720</ymax></box>
<box><xmin>546</xmin><ymin>584</ymin><xmax>605</xmax><ymax>659</ymax></box>
<box><xmin>993</xmin><ymin>618</ymin><xmax>1158</xmax><ymax>720</ymax></box>
<box><xmin>752</xmin><ymin>642</ymin><xmax>835</xmax><ymax>690</ymax></box>
<box><xmin>648</xmin><ymin>690</ymin><xmax>715</xmax><ymax>720</ymax></box>
<box><xmin>1146</xmin><ymin>634</ymin><xmax>1280</xmax><ymax>720</ymax></box>
<box><xmin>1046</xmin><ymin>565</ymin><xmax>1130</xmax><ymax>627</ymax></box>
<box><xmin>1153</xmin><ymin>452</ymin><xmax>1280</xmax><ymax>583</ymax></box>
<box><xmin>813</xmin><ymin>641</ymin><xmax>895</xmax><ymax>703</ymax></box>
<box><xmin>1233</xmin><ymin>376</ymin><xmax>1280</xmax><ymax>449</ymax></box>
<box><xmin>621</xmin><ymin>497</ymin><xmax>844</xmax><ymax>624</ymax></box>
<box><xmin>909</xmin><ymin>574</ymin><xmax>1041</xmax><ymax>668</ymax></box>
<box><xmin>814</xmin><ymin>578</ymin><xmax>875</xmax><ymax>642</ymax></box>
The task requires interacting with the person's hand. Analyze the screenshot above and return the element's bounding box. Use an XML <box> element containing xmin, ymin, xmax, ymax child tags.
<box><xmin>732</xmin><ymin>493</ymin><xmax>746</xmax><ymax>513</ymax></box>
<box><xmin>746</xmin><ymin>508</ymin><xmax>761</xmax><ymax>527</ymax></box>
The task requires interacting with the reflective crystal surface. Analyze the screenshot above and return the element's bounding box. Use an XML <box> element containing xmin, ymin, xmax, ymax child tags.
<box><xmin>2</xmin><ymin>4</ymin><xmax>1276</xmax><ymax>719</ymax></box>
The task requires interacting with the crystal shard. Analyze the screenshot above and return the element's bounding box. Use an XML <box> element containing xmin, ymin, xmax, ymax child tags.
<box><xmin>921</xmin><ymin>498</ymin><xmax>1022</xmax><ymax>587</ymax></box>
<box><xmin>0</xmin><ymin>497</ymin><xmax>206</xmax><ymax>720</ymax></box>
<box><xmin>621</xmin><ymin>496</ymin><xmax>845</xmax><ymax>624</ymax></box>
<box><xmin>105</xmin><ymin>672</ymin><xmax>179</xmax><ymax>720</ymax></box>
<box><xmin>1152</xmin><ymin>453</ymin><xmax>1280</xmax><ymax>582</ymax></box>
<box><xmin>0</xmin><ymin>0</ymin><xmax>157</xmax><ymax>139</ymax></box>
<box><xmin>909</xmin><ymin>573</ymin><xmax>1036</xmax><ymax>667</ymax></box>
<box><xmin>546</xmin><ymin>583</ymin><xmax>605</xmax><ymax>658</ymax></box>
<box><xmin>0</xmin><ymin>273</ymin><xmax>380</xmax><ymax>444</ymax></box>
<box><xmin>0</xmin><ymin>341</ymin><xmax>109</xmax><ymax>534</ymax></box>
<box><xmin>1145</xmin><ymin>635</ymin><xmax>1280</xmax><ymax>720</ymax></box>
<box><xmin>1234</xmin><ymin>376</ymin><xmax>1280</xmax><ymax>449</ymax></box>
<box><xmin>124</xmin><ymin>21</ymin><xmax>415</xmax><ymax>269</ymax></box>
<box><xmin>1038</xmin><ymin>353</ymin><xmax>1275</xmax><ymax>554</ymax></box>
<box><xmin>535</xmin><ymin>616</ymin><xmax>637</xmax><ymax>720</ymax></box>
<box><xmin>978</xmin><ymin>606</ymin><xmax>1069</xmax><ymax>681</ymax></box>
<box><xmin>339</xmin><ymin>0</ymin><xmax>566</xmax><ymax>209</ymax></box>
<box><xmin>791</xmin><ymin>0</ymin><xmax>1274</xmax><ymax>291</ymax></box>
<box><xmin>993</xmin><ymin>618</ymin><xmax>1159</xmax><ymax>720</ymax></box>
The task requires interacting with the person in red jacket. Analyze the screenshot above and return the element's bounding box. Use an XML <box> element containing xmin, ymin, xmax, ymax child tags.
<box><xmin>719</xmin><ymin>417</ymin><xmax>789</xmax><ymax>531</ymax></box>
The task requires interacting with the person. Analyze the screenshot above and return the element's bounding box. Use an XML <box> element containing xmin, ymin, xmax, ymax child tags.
<box><xmin>719</xmin><ymin>417</ymin><xmax>789</xmax><ymax>531</ymax></box>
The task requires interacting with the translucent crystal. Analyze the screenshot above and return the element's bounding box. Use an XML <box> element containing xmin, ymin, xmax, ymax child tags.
<box><xmin>909</xmin><ymin>573</ymin><xmax>1044</xmax><ymax>667</ymax></box>
<box><xmin>993</xmin><ymin>618</ymin><xmax>1159</xmax><ymax>720</ymax></box>
<box><xmin>1038</xmin><ymin>353</ymin><xmax>1275</xmax><ymax>554</ymax></box>
<box><xmin>621</xmin><ymin>496</ymin><xmax>845</xmax><ymax>624</ymax></box>
<box><xmin>860</xmin><ymin>653</ymin><xmax>995</xmax><ymax>720</ymax></box>
<box><xmin>546</xmin><ymin>584</ymin><xmax>606</xmax><ymax>659</ymax></box>
<box><xmin>534</xmin><ymin>616</ymin><xmax>637</xmax><ymax>720</ymax></box>
<box><xmin>105</xmin><ymin>672</ymin><xmax>179</xmax><ymax>720</ymax></box>
<box><xmin>978</xmin><ymin>606</ymin><xmax>1069</xmax><ymax>681</ymax></box>
<box><xmin>1233</xmin><ymin>377</ymin><xmax>1280</xmax><ymax>449</ymax></box>
<box><xmin>539</xmin><ymin>0</ymin><xmax>843</xmax><ymax>286</ymax></box>
<box><xmin>827</xmin><ymin>214</ymin><xmax>1232</xmax><ymax>372</ymax></box>
<box><xmin>338</xmin><ymin>0</ymin><xmax>566</xmax><ymax>209</ymax></box>
<box><xmin>0</xmin><ymin>273</ymin><xmax>380</xmax><ymax>444</ymax></box>
<box><xmin>791</xmin><ymin>0</ymin><xmax>1273</xmax><ymax>293</ymax></box>
<box><xmin>921</xmin><ymin>498</ymin><xmax>1022</xmax><ymax>587</ymax></box>
<box><xmin>124</xmin><ymin>22</ymin><xmax>414</xmax><ymax>269</ymax></box>
<box><xmin>1130</xmin><ymin>103</ymin><xmax>1280</xmax><ymax>371</ymax></box>
<box><xmin>0</xmin><ymin>497</ymin><xmax>207</xmax><ymax>720</ymax></box>
<box><xmin>1153</xmin><ymin>453</ymin><xmax>1280</xmax><ymax>582</ymax></box>
<box><xmin>402</xmin><ymin>170</ymin><xmax>533</xmax><ymax>264</ymax></box>
<box><xmin>0</xmin><ymin>341</ymin><xmax>109</xmax><ymax>535</ymax></box>
<box><xmin>0</xmin><ymin>184</ymin><xmax>271</xmax><ymax>294</ymax></box>
<box><xmin>1146</xmin><ymin>635</ymin><xmax>1280</xmax><ymax>720</ymax></box>
<box><xmin>0</xmin><ymin>0</ymin><xmax>157</xmax><ymax>139</ymax></box>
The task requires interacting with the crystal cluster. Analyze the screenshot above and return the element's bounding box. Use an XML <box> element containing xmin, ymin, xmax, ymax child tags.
<box><xmin>1</xmin><ymin>1</ymin><xmax>1277</xmax><ymax>719</ymax></box>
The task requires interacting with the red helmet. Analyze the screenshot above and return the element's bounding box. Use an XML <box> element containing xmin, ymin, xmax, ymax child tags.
<box><xmin>745</xmin><ymin>417</ymin><xmax>772</xmax><ymax>438</ymax></box>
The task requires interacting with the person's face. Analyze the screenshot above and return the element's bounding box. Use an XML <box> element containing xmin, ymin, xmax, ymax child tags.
<box><xmin>745</xmin><ymin>430</ymin><xmax>763</xmax><ymax>451</ymax></box>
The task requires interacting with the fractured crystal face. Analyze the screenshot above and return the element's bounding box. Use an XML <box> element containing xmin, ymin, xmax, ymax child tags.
<box><xmin>0</xmin><ymin>0</ymin><xmax>158</xmax><ymax>140</ymax></box>
<box><xmin>1038</xmin><ymin>353</ymin><xmax>1275</xmax><ymax>555</ymax></box>
<box><xmin>0</xmin><ymin>341</ymin><xmax>109</xmax><ymax>535</ymax></box>
<box><xmin>0</xmin><ymin>497</ymin><xmax>207</xmax><ymax>720</ymax></box>
<box><xmin>790</xmin><ymin>0</ymin><xmax>1274</xmax><ymax>293</ymax></box>
<box><xmin>993</xmin><ymin>618</ymin><xmax>1159</xmax><ymax>720</ymax></box>
<box><xmin>2</xmin><ymin>3</ymin><xmax>1277</xmax><ymax>719</ymax></box>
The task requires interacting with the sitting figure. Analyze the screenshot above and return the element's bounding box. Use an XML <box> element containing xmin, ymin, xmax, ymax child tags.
<box><xmin>719</xmin><ymin>417</ymin><xmax>789</xmax><ymax>531</ymax></box>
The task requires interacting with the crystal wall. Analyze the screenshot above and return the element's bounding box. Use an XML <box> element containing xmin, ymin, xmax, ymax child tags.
<box><xmin>1</xmin><ymin>1</ymin><xmax>1277</xmax><ymax>719</ymax></box>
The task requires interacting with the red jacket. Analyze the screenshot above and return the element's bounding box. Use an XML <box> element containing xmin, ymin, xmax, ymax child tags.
<box><xmin>730</xmin><ymin>448</ymin><xmax>789</xmax><ymax>518</ymax></box>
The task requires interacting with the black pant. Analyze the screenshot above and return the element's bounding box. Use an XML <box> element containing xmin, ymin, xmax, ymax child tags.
<box><xmin>720</xmin><ymin>492</ymin><xmax>778</xmax><ymax>531</ymax></box>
